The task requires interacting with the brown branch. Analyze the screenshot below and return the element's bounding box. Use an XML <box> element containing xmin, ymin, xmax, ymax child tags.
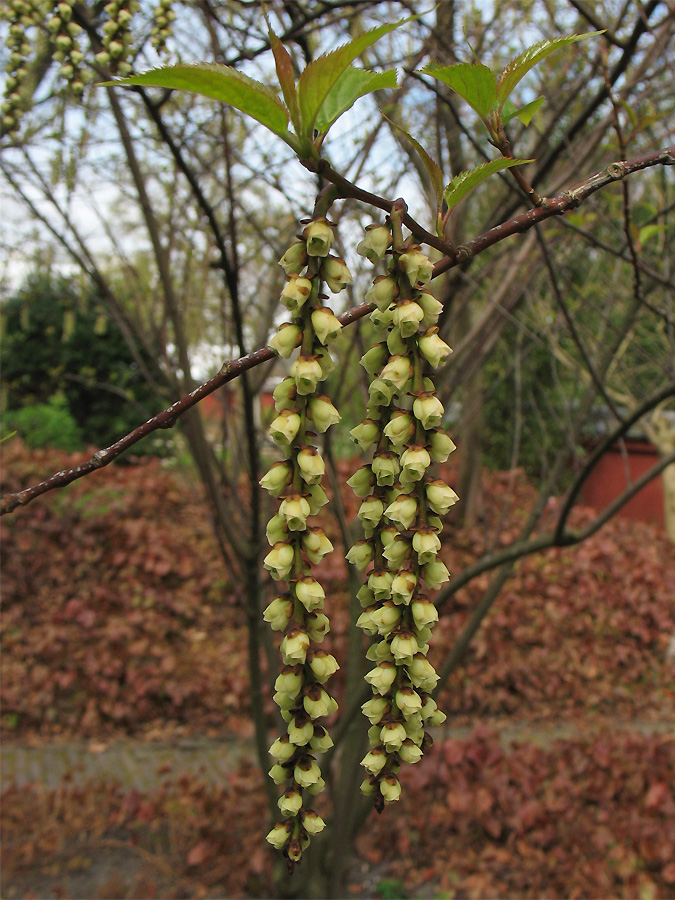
<box><xmin>3</xmin><ymin>145</ymin><xmax>673</xmax><ymax>516</ymax></box>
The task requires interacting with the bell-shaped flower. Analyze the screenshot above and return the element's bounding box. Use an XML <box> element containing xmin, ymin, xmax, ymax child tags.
<box><xmin>370</xmin><ymin>306</ymin><xmax>394</xmax><ymax>330</ymax></box>
<box><xmin>379</xmin><ymin>773</ymin><xmax>402</xmax><ymax>803</ymax></box>
<box><xmin>399</xmin><ymin>247</ymin><xmax>434</xmax><ymax>286</ymax></box>
<box><xmin>412</xmin><ymin>597</ymin><xmax>439</xmax><ymax>629</ymax></box>
<box><xmin>260</xmin><ymin>461</ymin><xmax>293</xmax><ymax>497</ymax></box>
<box><xmin>273</xmin><ymin>377</ymin><xmax>296</xmax><ymax>413</ymax></box>
<box><xmin>288</xmin><ymin>712</ymin><xmax>314</xmax><ymax>745</ymax></box>
<box><xmin>398</xmin><ymin>739</ymin><xmax>424</xmax><ymax>764</ymax></box>
<box><xmin>426</xmin><ymin>479</ymin><xmax>459</xmax><ymax>515</ymax></box>
<box><xmin>278</xmin><ymin>788</ymin><xmax>303</xmax><ymax>817</ymax></box>
<box><xmin>357</xmin><ymin>584</ymin><xmax>376</xmax><ymax>607</ymax></box>
<box><xmin>379</xmin><ymin>525</ymin><xmax>398</xmax><ymax>549</ymax></box>
<box><xmin>263</xmin><ymin>594</ymin><xmax>293</xmax><ymax>631</ymax></box>
<box><xmin>360</xmin><ymin>343</ymin><xmax>389</xmax><ymax>375</ymax></box>
<box><xmin>308</xmin><ymin>649</ymin><xmax>339</xmax><ymax>683</ymax></box>
<box><xmin>368</xmin><ymin>377</ymin><xmax>394</xmax><ymax>406</ymax></box>
<box><xmin>400</xmin><ymin>445</ymin><xmax>431</xmax><ymax>483</ymax></box>
<box><xmin>392</xmin><ymin>300</ymin><xmax>425</xmax><ymax>338</ymax></box>
<box><xmin>303</xmin><ymin>218</ymin><xmax>334</xmax><ymax>257</ymax></box>
<box><xmin>280</xmin><ymin>626</ymin><xmax>310</xmax><ymax>665</ymax></box>
<box><xmin>390</xmin><ymin>629</ymin><xmax>419</xmax><ymax>664</ymax></box>
<box><xmin>309</xmin><ymin>724</ymin><xmax>334</xmax><ymax>752</ymax></box>
<box><xmin>391</xmin><ymin>569</ymin><xmax>417</xmax><ymax>606</ymax></box>
<box><xmin>387</xmin><ymin>327</ymin><xmax>407</xmax><ymax>356</ymax></box>
<box><xmin>368</xmin><ymin>568</ymin><xmax>393</xmax><ymax>601</ymax></box>
<box><xmin>321</xmin><ymin>256</ymin><xmax>352</xmax><ymax>293</ymax></box>
<box><xmin>383</xmin><ymin>411</ymin><xmax>415</xmax><ymax>446</ymax></box>
<box><xmin>407</xmin><ymin>654</ymin><xmax>439</xmax><ymax>691</ymax></box>
<box><xmin>347</xmin><ymin>466</ymin><xmax>375</xmax><ymax>498</ymax></box>
<box><xmin>279</xmin><ymin>492</ymin><xmax>311</xmax><ymax>531</ymax></box>
<box><xmin>358</xmin><ymin>494</ymin><xmax>384</xmax><ymax>528</ymax></box>
<box><xmin>428</xmin><ymin>707</ymin><xmax>447</xmax><ymax>726</ymax></box>
<box><xmin>311</xmin><ymin>306</ymin><xmax>343</xmax><ymax>344</ymax></box>
<box><xmin>413</xmin><ymin>392</ymin><xmax>444</xmax><ymax>429</ymax></box>
<box><xmin>302</xmin><ymin>527</ymin><xmax>333</xmax><ymax>563</ymax></box>
<box><xmin>274</xmin><ymin>689</ymin><xmax>298</xmax><ymax>710</ymax></box>
<box><xmin>303</xmin><ymin>683</ymin><xmax>337</xmax><ymax>719</ymax></box>
<box><xmin>361</xmin><ymin>748</ymin><xmax>388</xmax><ymax>775</ymax></box>
<box><xmin>308</xmin><ymin>395</ymin><xmax>340</xmax><ymax>432</ymax></box>
<box><xmin>395</xmin><ymin>686</ymin><xmax>422</xmax><ymax>719</ymax></box>
<box><xmin>366</xmin><ymin>640</ymin><xmax>394</xmax><ymax>663</ymax></box>
<box><xmin>361</xmin><ymin>696</ymin><xmax>390</xmax><ymax>724</ymax></box>
<box><xmin>269</xmin><ymin>322</ymin><xmax>302</xmax><ymax>358</ymax></box>
<box><xmin>294</xmin><ymin>755</ymin><xmax>322</xmax><ymax>788</ymax></box>
<box><xmin>369</xmin><ymin>601</ymin><xmax>402</xmax><ymax>636</ymax></box>
<box><xmin>291</xmin><ymin>355</ymin><xmax>323</xmax><ymax>396</ymax></box>
<box><xmin>264</xmin><ymin>542</ymin><xmax>295</xmax><ymax>580</ymax></box>
<box><xmin>278</xmin><ymin>241</ymin><xmax>307</xmax><ymax>275</ymax></box>
<box><xmin>270</xmin><ymin>409</ymin><xmax>301</xmax><ymax>447</ymax></box>
<box><xmin>365</xmin><ymin>274</ymin><xmax>398</xmax><ymax>310</ymax></box>
<box><xmin>364</xmin><ymin>660</ymin><xmax>397</xmax><ymax>695</ymax></box>
<box><xmin>385</xmin><ymin>493</ymin><xmax>418</xmax><ymax>531</ymax></box>
<box><xmin>350</xmin><ymin>418</ymin><xmax>380</xmax><ymax>452</ymax></box>
<box><xmin>266</xmin><ymin>820</ymin><xmax>292</xmax><ymax>849</ymax></box>
<box><xmin>360</xmin><ymin>776</ymin><xmax>377</xmax><ymax>796</ymax></box>
<box><xmin>357</xmin><ymin>224</ymin><xmax>391</xmax><ymax>263</ymax></box>
<box><xmin>421</xmin><ymin>558</ymin><xmax>450</xmax><ymax>590</ymax></box>
<box><xmin>419</xmin><ymin>326</ymin><xmax>452</xmax><ymax>369</ymax></box>
<box><xmin>429</xmin><ymin>429</ymin><xmax>456</xmax><ymax>463</ymax></box>
<box><xmin>412</xmin><ymin>528</ymin><xmax>441</xmax><ymax>564</ymax></box>
<box><xmin>346</xmin><ymin>540</ymin><xmax>374</xmax><ymax>572</ymax></box>
<box><xmin>295</xmin><ymin>576</ymin><xmax>325</xmax><ymax>612</ymax></box>
<box><xmin>301</xmin><ymin>809</ymin><xmax>326</xmax><ymax>835</ymax></box>
<box><xmin>280</xmin><ymin>276</ymin><xmax>312</xmax><ymax>313</ymax></box>
<box><xmin>380</xmin><ymin>721</ymin><xmax>407</xmax><ymax>751</ymax></box>
<box><xmin>306</xmin><ymin>611</ymin><xmax>330</xmax><ymax>643</ymax></box>
<box><xmin>382</xmin><ymin>536</ymin><xmax>410</xmax><ymax>571</ymax></box>
<box><xmin>379</xmin><ymin>355</ymin><xmax>413</xmax><ymax>390</ymax></box>
<box><xmin>269</xmin><ymin>735</ymin><xmax>296</xmax><ymax>762</ymax></box>
<box><xmin>306</xmin><ymin>483</ymin><xmax>329</xmax><ymax>515</ymax></box>
<box><xmin>417</xmin><ymin>290</ymin><xmax>444</xmax><ymax>327</ymax></box>
<box><xmin>275</xmin><ymin>664</ymin><xmax>303</xmax><ymax>695</ymax></box>
<box><xmin>297</xmin><ymin>446</ymin><xmax>325</xmax><ymax>485</ymax></box>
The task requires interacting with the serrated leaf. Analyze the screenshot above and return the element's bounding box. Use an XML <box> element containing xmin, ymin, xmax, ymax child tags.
<box><xmin>101</xmin><ymin>64</ymin><xmax>291</xmax><ymax>140</ymax></box>
<box><xmin>421</xmin><ymin>61</ymin><xmax>497</xmax><ymax>120</ymax></box>
<box><xmin>444</xmin><ymin>157</ymin><xmax>534</xmax><ymax>212</ymax></box>
<box><xmin>297</xmin><ymin>18</ymin><xmax>411</xmax><ymax>137</ymax></box>
<box><xmin>268</xmin><ymin>28</ymin><xmax>302</xmax><ymax>134</ymax></box>
<box><xmin>383</xmin><ymin>115</ymin><xmax>443</xmax><ymax>206</ymax></box>
<box><xmin>502</xmin><ymin>95</ymin><xmax>545</xmax><ymax>126</ymax></box>
<box><xmin>497</xmin><ymin>32</ymin><xmax>603</xmax><ymax>106</ymax></box>
<box><xmin>315</xmin><ymin>67</ymin><xmax>396</xmax><ymax>133</ymax></box>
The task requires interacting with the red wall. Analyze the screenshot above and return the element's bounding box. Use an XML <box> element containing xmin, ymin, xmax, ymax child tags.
<box><xmin>579</xmin><ymin>440</ymin><xmax>665</xmax><ymax>527</ymax></box>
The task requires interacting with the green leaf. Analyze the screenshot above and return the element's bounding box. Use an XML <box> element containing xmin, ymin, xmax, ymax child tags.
<box><xmin>638</xmin><ymin>224</ymin><xmax>663</xmax><ymax>246</ymax></box>
<box><xmin>421</xmin><ymin>61</ymin><xmax>497</xmax><ymax>120</ymax></box>
<box><xmin>383</xmin><ymin>115</ymin><xmax>443</xmax><ymax>206</ymax></box>
<box><xmin>314</xmin><ymin>67</ymin><xmax>397</xmax><ymax>133</ymax></box>
<box><xmin>101</xmin><ymin>64</ymin><xmax>291</xmax><ymax>140</ymax></box>
<box><xmin>297</xmin><ymin>17</ymin><xmax>411</xmax><ymax>138</ymax></box>
<box><xmin>444</xmin><ymin>157</ymin><xmax>534</xmax><ymax>212</ymax></box>
<box><xmin>501</xmin><ymin>95</ymin><xmax>545</xmax><ymax>126</ymax></box>
<box><xmin>268</xmin><ymin>27</ymin><xmax>302</xmax><ymax>134</ymax></box>
<box><xmin>497</xmin><ymin>32</ymin><xmax>603</xmax><ymax>106</ymax></box>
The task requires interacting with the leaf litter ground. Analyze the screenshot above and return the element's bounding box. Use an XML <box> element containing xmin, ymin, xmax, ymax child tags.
<box><xmin>1</xmin><ymin>444</ymin><xmax>674</xmax><ymax>897</ymax></box>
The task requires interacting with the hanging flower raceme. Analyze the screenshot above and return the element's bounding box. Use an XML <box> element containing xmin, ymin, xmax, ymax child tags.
<box><xmin>347</xmin><ymin>216</ymin><xmax>457</xmax><ymax>812</ymax></box>
<box><xmin>262</xmin><ymin>216</ymin><xmax>348</xmax><ymax>867</ymax></box>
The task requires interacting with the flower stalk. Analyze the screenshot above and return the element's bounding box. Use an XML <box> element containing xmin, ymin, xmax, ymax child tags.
<box><xmin>262</xmin><ymin>217</ymin><xmax>349</xmax><ymax>868</ymax></box>
<box><xmin>348</xmin><ymin>211</ymin><xmax>457</xmax><ymax>812</ymax></box>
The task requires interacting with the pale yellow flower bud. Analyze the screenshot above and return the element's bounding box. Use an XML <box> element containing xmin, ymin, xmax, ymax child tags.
<box><xmin>303</xmin><ymin>218</ymin><xmax>334</xmax><ymax>256</ymax></box>
<box><xmin>357</xmin><ymin>224</ymin><xmax>391</xmax><ymax>263</ymax></box>
<box><xmin>321</xmin><ymin>256</ymin><xmax>352</xmax><ymax>293</ymax></box>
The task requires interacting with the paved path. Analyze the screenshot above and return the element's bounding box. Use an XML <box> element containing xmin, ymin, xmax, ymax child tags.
<box><xmin>2</xmin><ymin>720</ymin><xmax>673</xmax><ymax>792</ymax></box>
